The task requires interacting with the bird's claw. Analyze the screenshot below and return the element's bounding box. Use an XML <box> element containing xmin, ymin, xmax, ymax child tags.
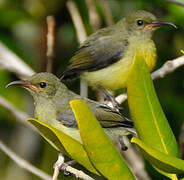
<box><xmin>99</xmin><ymin>86</ymin><xmax>123</xmax><ymax>111</ymax></box>
<box><xmin>119</xmin><ymin>135</ymin><xmax>128</xmax><ymax>151</ymax></box>
<box><xmin>105</xmin><ymin>95</ymin><xmax>123</xmax><ymax>111</ymax></box>
<box><xmin>121</xmin><ymin>145</ymin><xmax>128</xmax><ymax>151</ymax></box>
<box><xmin>60</xmin><ymin>163</ymin><xmax>72</xmax><ymax>177</ymax></box>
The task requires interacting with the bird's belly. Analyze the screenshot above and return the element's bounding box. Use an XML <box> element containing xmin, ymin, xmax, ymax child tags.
<box><xmin>81</xmin><ymin>40</ymin><xmax>156</xmax><ymax>91</ymax></box>
<box><xmin>81</xmin><ymin>57</ymin><xmax>133</xmax><ymax>91</ymax></box>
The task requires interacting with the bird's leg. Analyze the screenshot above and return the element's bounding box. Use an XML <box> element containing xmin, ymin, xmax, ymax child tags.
<box><xmin>119</xmin><ymin>135</ymin><xmax>128</xmax><ymax>151</ymax></box>
<box><xmin>99</xmin><ymin>86</ymin><xmax>122</xmax><ymax>111</ymax></box>
<box><xmin>60</xmin><ymin>160</ymin><xmax>77</xmax><ymax>176</ymax></box>
<box><xmin>53</xmin><ymin>153</ymin><xmax>76</xmax><ymax>177</ymax></box>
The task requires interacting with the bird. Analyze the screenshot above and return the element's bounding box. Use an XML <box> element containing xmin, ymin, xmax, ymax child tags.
<box><xmin>7</xmin><ymin>72</ymin><xmax>135</xmax><ymax>151</ymax></box>
<box><xmin>61</xmin><ymin>10</ymin><xmax>176</xmax><ymax>91</ymax></box>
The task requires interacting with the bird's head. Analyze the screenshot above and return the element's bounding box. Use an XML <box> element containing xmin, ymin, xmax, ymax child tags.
<box><xmin>124</xmin><ymin>10</ymin><xmax>176</xmax><ymax>37</ymax></box>
<box><xmin>6</xmin><ymin>72</ymin><xmax>65</xmax><ymax>99</ymax></box>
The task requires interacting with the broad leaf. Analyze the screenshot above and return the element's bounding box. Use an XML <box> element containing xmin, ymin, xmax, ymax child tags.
<box><xmin>126</xmin><ymin>54</ymin><xmax>178</xmax><ymax>178</ymax></box>
<box><xmin>27</xmin><ymin>118</ymin><xmax>99</xmax><ymax>175</ymax></box>
<box><xmin>70</xmin><ymin>100</ymin><xmax>135</xmax><ymax>180</ymax></box>
<box><xmin>131</xmin><ymin>137</ymin><xmax>184</xmax><ymax>174</ymax></box>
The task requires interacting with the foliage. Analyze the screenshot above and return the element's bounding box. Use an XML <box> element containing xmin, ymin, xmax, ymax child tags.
<box><xmin>0</xmin><ymin>0</ymin><xmax>184</xmax><ymax>179</ymax></box>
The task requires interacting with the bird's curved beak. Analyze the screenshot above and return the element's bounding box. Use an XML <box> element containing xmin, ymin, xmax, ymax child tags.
<box><xmin>144</xmin><ymin>20</ymin><xmax>177</xmax><ymax>30</ymax></box>
<box><xmin>6</xmin><ymin>80</ymin><xmax>38</xmax><ymax>92</ymax></box>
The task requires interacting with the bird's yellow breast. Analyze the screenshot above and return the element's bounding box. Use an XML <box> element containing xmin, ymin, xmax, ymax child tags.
<box><xmin>81</xmin><ymin>38</ymin><xmax>157</xmax><ymax>91</ymax></box>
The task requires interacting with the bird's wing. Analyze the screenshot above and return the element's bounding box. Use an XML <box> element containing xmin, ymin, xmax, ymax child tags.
<box><xmin>85</xmin><ymin>99</ymin><xmax>133</xmax><ymax>129</ymax></box>
<box><xmin>57</xmin><ymin>98</ymin><xmax>133</xmax><ymax>129</ymax></box>
<box><xmin>61</xmin><ymin>27</ymin><xmax>128</xmax><ymax>79</ymax></box>
<box><xmin>57</xmin><ymin>108</ymin><xmax>78</xmax><ymax>128</ymax></box>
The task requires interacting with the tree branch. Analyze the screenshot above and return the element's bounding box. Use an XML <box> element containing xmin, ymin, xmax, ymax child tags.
<box><xmin>85</xmin><ymin>0</ymin><xmax>101</xmax><ymax>30</ymax></box>
<box><xmin>0</xmin><ymin>42</ymin><xmax>35</xmax><ymax>79</ymax></box>
<box><xmin>116</xmin><ymin>55</ymin><xmax>184</xmax><ymax>104</ymax></box>
<box><xmin>0</xmin><ymin>95</ymin><xmax>36</xmax><ymax>132</ymax></box>
<box><xmin>165</xmin><ymin>0</ymin><xmax>184</xmax><ymax>6</ymax></box>
<box><xmin>46</xmin><ymin>15</ymin><xmax>55</xmax><ymax>73</ymax></box>
<box><xmin>99</xmin><ymin>0</ymin><xmax>114</xmax><ymax>25</ymax></box>
<box><xmin>66</xmin><ymin>0</ymin><xmax>88</xmax><ymax>97</ymax></box>
<box><xmin>122</xmin><ymin>137</ymin><xmax>152</xmax><ymax>180</ymax></box>
<box><xmin>151</xmin><ymin>55</ymin><xmax>184</xmax><ymax>80</ymax></box>
<box><xmin>0</xmin><ymin>139</ymin><xmax>52</xmax><ymax>180</ymax></box>
<box><xmin>66</xmin><ymin>0</ymin><xmax>87</xmax><ymax>44</ymax></box>
<box><xmin>53</xmin><ymin>153</ymin><xmax>94</xmax><ymax>180</ymax></box>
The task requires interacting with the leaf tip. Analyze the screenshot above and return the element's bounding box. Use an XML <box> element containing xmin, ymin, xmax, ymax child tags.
<box><xmin>130</xmin><ymin>137</ymin><xmax>136</xmax><ymax>144</ymax></box>
<box><xmin>69</xmin><ymin>99</ymin><xmax>84</xmax><ymax>108</ymax></box>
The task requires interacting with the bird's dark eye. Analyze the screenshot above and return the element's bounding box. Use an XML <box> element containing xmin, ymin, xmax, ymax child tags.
<box><xmin>136</xmin><ymin>20</ymin><xmax>144</xmax><ymax>26</ymax></box>
<box><xmin>39</xmin><ymin>82</ymin><xmax>47</xmax><ymax>88</ymax></box>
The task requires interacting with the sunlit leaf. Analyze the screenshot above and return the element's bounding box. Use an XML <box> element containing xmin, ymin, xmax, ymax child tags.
<box><xmin>27</xmin><ymin>118</ymin><xmax>99</xmax><ymax>175</ymax></box>
<box><xmin>131</xmin><ymin>137</ymin><xmax>184</xmax><ymax>174</ymax></box>
<box><xmin>70</xmin><ymin>100</ymin><xmax>135</xmax><ymax>180</ymax></box>
<box><xmin>126</xmin><ymin>54</ymin><xmax>178</xmax><ymax>178</ymax></box>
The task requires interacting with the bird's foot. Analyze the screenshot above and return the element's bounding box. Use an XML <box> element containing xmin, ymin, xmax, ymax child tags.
<box><xmin>119</xmin><ymin>135</ymin><xmax>128</xmax><ymax>151</ymax></box>
<box><xmin>60</xmin><ymin>160</ymin><xmax>76</xmax><ymax>177</ymax></box>
<box><xmin>99</xmin><ymin>86</ymin><xmax>123</xmax><ymax>111</ymax></box>
<box><xmin>106</xmin><ymin>96</ymin><xmax>123</xmax><ymax>111</ymax></box>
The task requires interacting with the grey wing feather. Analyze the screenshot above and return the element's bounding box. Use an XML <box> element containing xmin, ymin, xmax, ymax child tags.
<box><xmin>56</xmin><ymin>90</ymin><xmax>133</xmax><ymax>129</ymax></box>
<box><xmin>57</xmin><ymin>108</ymin><xmax>78</xmax><ymax>128</ymax></box>
<box><xmin>61</xmin><ymin>26</ymin><xmax>128</xmax><ymax>79</ymax></box>
<box><xmin>83</xmin><ymin>99</ymin><xmax>133</xmax><ymax>129</ymax></box>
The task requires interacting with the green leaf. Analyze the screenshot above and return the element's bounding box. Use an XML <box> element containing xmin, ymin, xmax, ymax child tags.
<box><xmin>131</xmin><ymin>137</ymin><xmax>184</xmax><ymax>174</ymax></box>
<box><xmin>27</xmin><ymin>118</ymin><xmax>99</xmax><ymax>175</ymax></box>
<box><xmin>70</xmin><ymin>100</ymin><xmax>135</xmax><ymax>180</ymax></box>
<box><xmin>126</xmin><ymin>54</ymin><xmax>178</xmax><ymax>178</ymax></box>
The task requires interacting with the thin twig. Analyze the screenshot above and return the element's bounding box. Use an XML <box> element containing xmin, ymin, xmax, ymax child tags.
<box><xmin>66</xmin><ymin>0</ymin><xmax>87</xmax><ymax>44</ymax></box>
<box><xmin>85</xmin><ymin>0</ymin><xmax>101</xmax><ymax>30</ymax></box>
<box><xmin>0</xmin><ymin>42</ymin><xmax>35</xmax><ymax>79</ymax></box>
<box><xmin>53</xmin><ymin>153</ymin><xmax>65</xmax><ymax>180</ymax></box>
<box><xmin>179</xmin><ymin>123</ymin><xmax>184</xmax><ymax>158</ymax></box>
<box><xmin>165</xmin><ymin>0</ymin><xmax>184</xmax><ymax>6</ymax></box>
<box><xmin>0</xmin><ymin>95</ymin><xmax>36</xmax><ymax>132</ymax></box>
<box><xmin>0</xmin><ymin>139</ymin><xmax>52</xmax><ymax>180</ymax></box>
<box><xmin>65</xmin><ymin>166</ymin><xmax>94</xmax><ymax>180</ymax></box>
<box><xmin>122</xmin><ymin>137</ymin><xmax>152</xmax><ymax>180</ymax></box>
<box><xmin>116</xmin><ymin>55</ymin><xmax>184</xmax><ymax>104</ymax></box>
<box><xmin>99</xmin><ymin>0</ymin><xmax>114</xmax><ymax>25</ymax></box>
<box><xmin>151</xmin><ymin>55</ymin><xmax>184</xmax><ymax>80</ymax></box>
<box><xmin>53</xmin><ymin>153</ymin><xmax>94</xmax><ymax>180</ymax></box>
<box><xmin>66</xmin><ymin>0</ymin><xmax>88</xmax><ymax>97</ymax></box>
<box><xmin>80</xmin><ymin>79</ymin><xmax>88</xmax><ymax>97</ymax></box>
<box><xmin>46</xmin><ymin>16</ymin><xmax>56</xmax><ymax>73</ymax></box>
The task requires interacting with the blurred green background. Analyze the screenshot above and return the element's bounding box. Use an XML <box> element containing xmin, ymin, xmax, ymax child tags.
<box><xmin>0</xmin><ymin>0</ymin><xmax>184</xmax><ymax>179</ymax></box>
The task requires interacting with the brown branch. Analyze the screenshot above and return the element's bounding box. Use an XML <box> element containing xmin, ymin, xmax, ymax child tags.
<box><xmin>0</xmin><ymin>95</ymin><xmax>36</xmax><ymax>132</ymax></box>
<box><xmin>66</xmin><ymin>0</ymin><xmax>88</xmax><ymax>97</ymax></box>
<box><xmin>116</xmin><ymin>55</ymin><xmax>184</xmax><ymax>104</ymax></box>
<box><xmin>122</xmin><ymin>137</ymin><xmax>152</xmax><ymax>180</ymax></box>
<box><xmin>53</xmin><ymin>153</ymin><xmax>94</xmax><ymax>180</ymax></box>
<box><xmin>85</xmin><ymin>0</ymin><xmax>101</xmax><ymax>30</ymax></box>
<box><xmin>0</xmin><ymin>139</ymin><xmax>52</xmax><ymax>180</ymax></box>
<box><xmin>0</xmin><ymin>42</ymin><xmax>35</xmax><ymax>79</ymax></box>
<box><xmin>66</xmin><ymin>0</ymin><xmax>87</xmax><ymax>44</ymax></box>
<box><xmin>151</xmin><ymin>55</ymin><xmax>184</xmax><ymax>80</ymax></box>
<box><xmin>165</xmin><ymin>0</ymin><xmax>184</xmax><ymax>6</ymax></box>
<box><xmin>99</xmin><ymin>0</ymin><xmax>114</xmax><ymax>25</ymax></box>
<box><xmin>46</xmin><ymin>16</ymin><xmax>56</xmax><ymax>73</ymax></box>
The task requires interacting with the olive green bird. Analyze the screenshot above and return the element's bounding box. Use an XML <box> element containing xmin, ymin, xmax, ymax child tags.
<box><xmin>61</xmin><ymin>10</ymin><xmax>176</xmax><ymax>91</ymax></box>
<box><xmin>7</xmin><ymin>72</ymin><xmax>135</xmax><ymax>150</ymax></box>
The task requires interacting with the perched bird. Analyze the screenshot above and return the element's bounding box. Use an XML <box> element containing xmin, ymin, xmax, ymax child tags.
<box><xmin>7</xmin><ymin>72</ymin><xmax>135</xmax><ymax>150</ymax></box>
<box><xmin>61</xmin><ymin>10</ymin><xmax>176</xmax><ymax>91</ymax></box>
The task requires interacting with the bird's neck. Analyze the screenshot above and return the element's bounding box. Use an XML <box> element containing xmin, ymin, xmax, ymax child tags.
<box><xmin>128</xmin><ymin>34</ymin><xmax>157</xmax><ymax>71</ymax></box>
<box><xmin>33</xmin><ymin>95</ymin><xmax>57</xmax><ymax>126</ymax></box>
